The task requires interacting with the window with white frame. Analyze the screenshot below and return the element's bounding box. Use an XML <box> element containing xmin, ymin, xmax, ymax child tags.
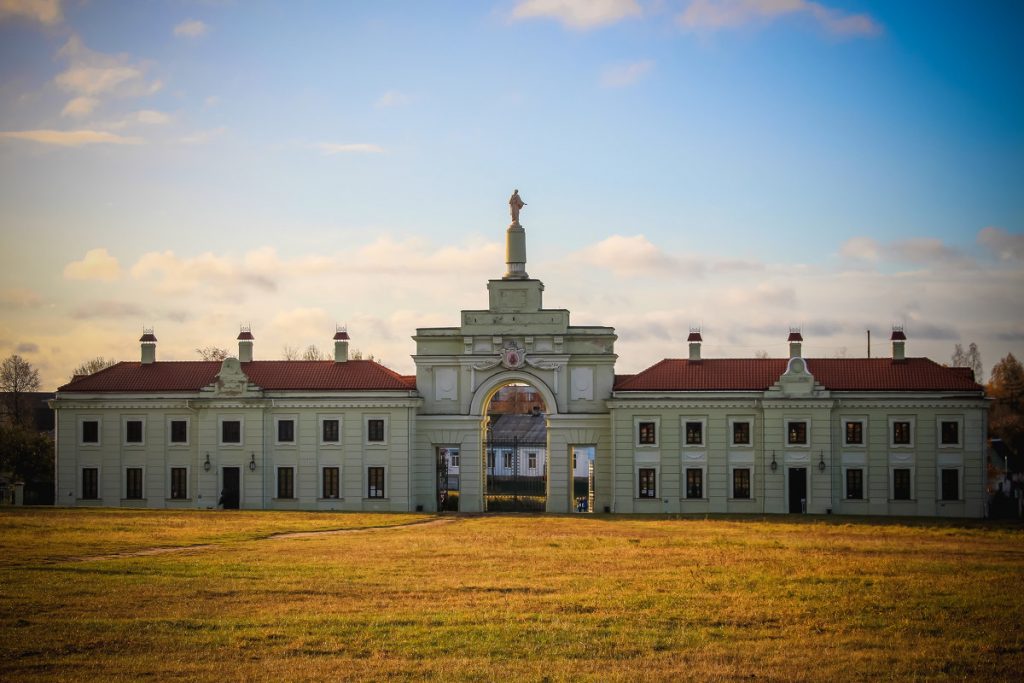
<box><xmin>843</xmin><ymin>418</ymin><xmax>866</xmax><ymax>446</ymax></box>
<box><xmin>732</xmin><ymin>468</ymin><xmax>751</xmax><ymax>499</ymax></box>
<box><xmin>938</xmin><ymin>417</ymin><xmax>963</xmax><ymax>448</ymax></box>
<box><xmin>319</xmin><ymin>416</ymin><xmax>342</xmax><ymax>445</ymax></box>
<box><xmin>890</xmin><ymin>417</ymin><xmax>914</xmax><ymax>447</ymax></box>
<box><xmin>366</xmin><ymin>416</ymin><xmax>387</xmax><ymax>444</ymax></box>
<box><xmin>367</xmin><ymin>466</ymin><xmax>385</xmax><ymax>498</ymax></box>
<box><xmin>683</xmin><ymin>417</ymin><xmax>706</xmax><ymax>447</ymax></box>
<box><xmin>842</xmin><ymin>451</ymin><xmax>867</xmax><ymax>501</ymax></box>
<box><xmin>682</xmin><ymin>451</ymin><xmax>707</xmax><ymax>500</ymax></box>
<box><xmin>81</xmin><ymin>466</ymin><xmax>100</xmax><ymax>499</ymax></box>
<box><xmin>125</xmin><ymin>467</ymin><xmax>144</xmax><ymax>500</ymax></box>
<box><xmin>636</xmin><ymin>417</ymin><xmax>659</xmax><ymax>447</ymax></box>
<box><xmin>123</xmin><ymin>417</ymin><xmax>145</xmax><ymax>445</ymax></box>
<box><xmin>730</xmin><ymin>418</ymin><xmax>752</xmax><ymax>446</ymax></box>
<box><xmin>322</xmin><ymin>466</ymin><xmax>340</xmax><ymax>499</ymax></box>
<box><xmin>168</xmin><ymin>418</ymin><xmax>189</xmax><ymax>445</ymax></box>
<box><xmin>638</xmin><ymin>468</ymin><xmax>657</xmax><ymax>498</ymax></box>
<box><xmin>786</xmin><ymin>419</ymin><xmax>809</xmax><ymax>446</ymax></box>
<box><xmin>219</xmin><ymin>417</ymin><xmax>243</xmax><ymax>446</ymax></box>
<box><xmin>892</xmin><ymin>468</ymin><xmax>912</xmax><ymax>500</ymax></box>
<box><xmin>169</xmin><ymin>467</ymin><xmax>188</xmax><ymax>500</ymax></box>
<box><xmin>276</xmin><ymin>466</ymin><xmax>295</xmax><ymax>499</ymax></box>
<box><xmin>729</xmin><ymin>452</ymin><xmax>755</xmax><ymax>500</ymax></box>
<box><xmin>502</xmin><ymin>452</ymin><xmax>513</xmax><ymax>470</ymax></box>
<box><xmin>79</xmin><ymin>417</ymin><xmax>101</xmax><ymax>446</ymax></box>
<box><xmin>685</xmin><ymin>467</ymin><xmax>704</xmax><ymax>499</ymax></box>
<box><xmin>275</xmin><ymin>417</ymin><xmax>296</xmax><ymax>444</ymax></box>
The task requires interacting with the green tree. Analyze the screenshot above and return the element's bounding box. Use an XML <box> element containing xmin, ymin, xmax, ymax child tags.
<box><xmin>0</xmin><ymin>354</ymin><xmax>41</xmax><ymax>427</ymax></box>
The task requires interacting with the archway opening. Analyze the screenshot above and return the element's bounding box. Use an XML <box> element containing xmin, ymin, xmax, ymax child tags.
<box><xmin>484</xmin><ymin>383</ymin><xmax>548</xmax><ymax>512</ymax></box>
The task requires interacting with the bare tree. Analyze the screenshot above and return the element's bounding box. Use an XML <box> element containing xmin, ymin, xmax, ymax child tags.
<box><xmin>281</xmin><ymin>345</ymin><xmax>300</xmax><ymax>361</ymax></box>
<box><xmin>70</xmin><ymin>357</ymin><xmax>118</xmax><ymax>380</ymax></box>
<box><xmin>754</xmin><ymin>350</ymin><xmax>769</xmax><ymax>359</ymax></box>
<box><xmin>302</xmin><ymin>344</ymin><xmax>326</xmax><ymax>361</ymax></box>
<box><xmin>952</xmin><ymin>342</ymin><xmax>984</xmax><ymax>383</ymax></box>
<box><xmin>1</xmin><ymin>354</ymin><xmax>42</xmax><ymax>426</ymax></box>
<box><xmin>196</xmin><ymin>346</ymin><xmax>229</xmax><ymax>361</ymax></box>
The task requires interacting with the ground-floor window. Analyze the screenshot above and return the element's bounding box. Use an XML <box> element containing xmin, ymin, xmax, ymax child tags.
<box><xmin>892</xmin><ymin>468</ymin><xmax>912</xmax><ymax>500</ymax></box>
<box><xmin>638</xmin><ymin>468</ymin><xmax>656</xmax><ymax>498</ymax></box>
<box><xmin>277</xmin><ymin>466</ymin><xmax>295</xmax><ymax>499</ymax></box>
<box><xmin>82</xmin><ymin>467</ymin><xmax>99</xmax><ymax>499</ymax></box>
<box><xmin>503</xmin><ymin>452</ymin><xmax>513</xmax><ymax>470</ymax></box>
<box><xmin>733</xmin><ymin>468</ymin><xmax>751</xmax><ymax>499</ymax></box>
<box><xmin>170</xmin><ymin>467</ymin><xmax>188</xmax><ymax>499</ymax></box>
<box><xmin>941</xmin><ymin>468</ymin><xmax>960</xmax><ymax>501</ymax></box>
<box><xmin>322</xmin><ymin>466</ymin><xmax>340</xmax><ymax>499</ymax></box>
<box><xmin>528</xmin><ymin>452</ymin><xmax>537</xmax><ymax>470</ymax></box>
<box><xmin>846</xmin><ymin>468</ymin><xmax>864</xmax><ymax>500</ymax></box>
<box><xmin>125</xmin><ymin>467</ymin><xmax>143</xmax><ymax>499</ymax></box>
<box><xmin>368</xmin><ymin>466</ymin><xmax>385</xmax><ymax>498</ymax></box>
<box><xmin>685</xmin><ymin>468</ymin><xmax>703</xmax><ymax>499</ymax></box>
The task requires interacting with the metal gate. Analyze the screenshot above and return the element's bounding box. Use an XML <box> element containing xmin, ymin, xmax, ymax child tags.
<box><xmin>437</xmin><ymin>447</ymin><xmax>459</xmax><ymax>511</ymax></box>
<box><xmin>485</xmin><ymin>433</ymin><xmax>547</xmax><ymax>512</ymax></box>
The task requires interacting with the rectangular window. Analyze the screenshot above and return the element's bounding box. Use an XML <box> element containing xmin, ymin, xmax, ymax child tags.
<box><xmin>732</xmin><ymin>421</ymin><xmax>751</xmax><ymax>445</ymax></box>
<box><xmin>787</xmin><ymin>421</ymin><xmax>807</xmax><ymax>445</ymax></box>
<box><xmin>685</xmin><ymin>421</ymin><xmax>703</xmax><ymax>446</ymax></box>
<box><xmin>686</xmin><ymin>468</ymin><xmax>703</xmax><ymax>499</ymax></box>
<box><xmin>845</xmin><ymin>421</ymin><xmax>863</xmax><ymax>445</ymax></box>
<box><xmin>170</xmin><ymin>467</ymin><xmax>188</xmax><ymax>500</ymax></box>
<box><xmin>638</xmin><ymin>468</ymin><xmax>656</xmax><ymax>498</ymax></box>
<box><xmin>125</xmin><ymin>419</ymin><xmax>143</xmax><ymax>444</ymax></box>
<box><xmin>322</xmin><ymin>419</ymin><xmax>340</xmax><ymax>443</ymax></box>
<box><xmin>941</xmin><ymin>469</ymin><xmax>959</xmax><ymax>501</ymax></box>
<box><xmin>82</xmin><ymin>467</ymin><xmax>99</xmax><ymax>499</ymax></box>
<box><xmin>367</xmin><ymin>419</ymin><xmax>385</xmax><ymax>442</ymax></box>
<box><xmin>733</xmin><ymin>468</ymin><xmax>751</xmax><ymax>499</ymax></box>
<box><xmin>322</xmin><ymin>467</ymin><xmax>340</xmax><ymax>499</ymax></box>
<box><xmin>367</xmin><ymin>466</ymin><xmax>385</xmax><ymax>498</ymax></box>
<box><xmin>487</xmin><ymin>452</ymin><xmax>495</xmax><ymax>469</ymax></box>
<box><xmin>529</xmin><ymin>452</ymin><xmax>537</xmax><ymax>470</ymax></box>
<box><xmin>845</xmin><ymin>468</ymin><xmax>864</xmax><ymax>500</ymax></box>
<box><xmin>82</xmin><ymin>420</ymin><xmax>99</xmax><ymax>444</ymax></box>
<box><xmin>277</xmin><ymin>467</ymin><xmax>295</xmax><ymax>499</ymax></box>
<box><xmin>221</xmin><ymin>420</ymin><xmax>241</xmax><ymax>444</ymax></box>
<box><xmin>940</xmin><ymin>421</ymin><xmax>959</xmax><ymax>446</ymax></box>
<box><xmin>125</xmin><ymin>467</ymin><xmax>143</xmax><ymax>499</ymax></box>
<box><xmin>277</xmin><ymin>419</ymin><xmax>295</xmax><ymax>443</ymax></box>
<box><xmin>449</xmin><ymin>449</ymin><xmax>460</xmax><ymax>468</ymax></box>
<box><xmin>503</xmin><ymin>452</ymin><xmax>513</xmax><ymax>469</ymax></box>
<box><xmin>638</xmin><ymin>422</ymin><xmax>656</xmax><ymax>445</ymax></box>
<box><xmin>893</xmin><ymin>468</ymin><xmax>911</xmax><ymax>500</ymax></box>
<box><xmin>893</xmin><ymin>421</ymin><xmax>911</xmax><ymax>445</ymax></box>
<box><xmin>169</xmin><ymin>420</ymin><xmax>188</xmax><ymax>444</ymax></box>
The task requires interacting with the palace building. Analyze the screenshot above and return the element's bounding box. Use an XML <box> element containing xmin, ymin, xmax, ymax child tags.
<box><xmin>53</xmin><ymin>203</ymin><xmax>988</xmax><ymax>516</ymax></box>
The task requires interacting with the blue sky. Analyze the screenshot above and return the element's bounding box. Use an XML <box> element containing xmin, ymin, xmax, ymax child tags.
<box><xmin>0</xmin><ymin>0</ymin><xmax>1021</xmax><ymax>389</ymax></box>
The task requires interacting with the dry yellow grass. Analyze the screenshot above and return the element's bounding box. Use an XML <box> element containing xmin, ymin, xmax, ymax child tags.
<box><xmin>1</xmin><ymin>510</ymin><xmax>1022</xmax><ymax>681</ymax></box>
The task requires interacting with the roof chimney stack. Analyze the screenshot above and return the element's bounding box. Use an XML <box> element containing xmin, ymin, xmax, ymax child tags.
<box><xmin>787</xmin><ymin>328</ymin><xmax>803</xmax><ymax>358</ymax></box>
<box><xmin>333</xmin><ymin>326</ymin><xmax>350</xmax><ymax>363</ymax></box>
<box><xmin>687</xmin><ymin>328</ymin><xmax>703</xmax><ymax>362</ymax></box>
<box><xmin>237</xmin><ymin>325</ymin><xmax>254</xmax><ymax>363</ymax></box>
<box><xmin>891</xmin><ymin>326</ymin><xmax>906</xmax><ymax>362</ymax></box>
<box><xmin>140</xmin><ymin>328</ymin><xmax>157</xmax><ymax>365</ymax></box>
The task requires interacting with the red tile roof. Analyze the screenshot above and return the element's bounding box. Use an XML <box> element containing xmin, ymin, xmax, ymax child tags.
<box><xmin>58</xmin><ymin>360</ymin><xmax>417</xmax><ymax>393</ymax></box>
<box><xmin>614</xmin><ymin>358</ymin><xmax>983</xmax><ymax>393</ymax></box>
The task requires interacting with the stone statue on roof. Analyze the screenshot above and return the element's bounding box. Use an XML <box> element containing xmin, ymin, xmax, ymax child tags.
<box><xmin>509</xmin><ymin>189</ymin><xmax>526</xmax><ymax>224</ymax></box>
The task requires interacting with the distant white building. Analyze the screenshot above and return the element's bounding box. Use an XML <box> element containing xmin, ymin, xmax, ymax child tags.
<box><xmin>53</xmin><ymin>202</ymin><xmax>987</xmax><ymax>516</ymax></box>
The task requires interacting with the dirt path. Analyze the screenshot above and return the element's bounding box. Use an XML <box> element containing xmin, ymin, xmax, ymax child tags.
<box><xmin>63</xmin><ymin>515</ymin><xmax>457</xmax><ymax>563</ymax></box>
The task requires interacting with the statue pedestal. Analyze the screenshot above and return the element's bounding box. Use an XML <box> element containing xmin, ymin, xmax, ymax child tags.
<box><xmin>504</xmin><ymin>222</ymin><xmax>528</xmax><ymax>280</ymax></box>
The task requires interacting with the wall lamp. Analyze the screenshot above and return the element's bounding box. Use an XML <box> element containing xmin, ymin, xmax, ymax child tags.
<box><xmin>203</xmin><ymin>453</ymin><xmax>211</xmax><ymax>471</ymax></box>
<box><xmin>818</xmin><ymin>451</ymin><xmax>826</xmax><ymax>472</ymax></box>
<box><xmin>770</xmin><ymin>451</ymin><xmax>777</xmax><ymax>472</ymax></box>
<box><xmin>249</xmin><ymin>453</ymin><xmax>257</xmax><ymax>471</ymax></box>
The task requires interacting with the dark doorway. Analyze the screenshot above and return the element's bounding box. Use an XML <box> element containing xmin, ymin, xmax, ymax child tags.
<box><xmin>222</xmin><ymin>467</ymin><xmax>240</xmax><ymax>509</ymax></box>
<box><xmin>788</xmin><ymin>467</ymin><xmax>807</xmax><ymax>513</ymax></box>
<box><xmin>437</xmin><ymin>447</ymin><xmax>459</xmax><ymax>511</ymax></box>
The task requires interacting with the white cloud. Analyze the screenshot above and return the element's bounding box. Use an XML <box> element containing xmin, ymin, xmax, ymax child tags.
<box><xmin>0</xmin><ymin>287</ymin><xmax>42</xmax><ymax>308</ymax></box>
<box><xmin>63</xmin><ymin>248</ymin><xmax>122</xmax><ymax>282</ymax></box>
<box><xmin>890</xmin><ymin>238</ymin><xmax>974</xmax><ymax>269</ymax></box>
<box><xmin>839</xmin><ymin>236</ymin><xmax>880</xmax><ymax>262</ymax></box>
<box><xmin>570</xmin><ymin>234</ymin><xmax>689</xmax><ymax>277</ymax></box>
<box><xmin>178</xmin><ymin>126</ymin><xmax>226</xmax><ymax>145</ymax></box>
<box><xmin>132</xmin><ymin>109</ymin><xmax>172</xmax><ymax>125</ymax></box>
<box><xmin>61</xmin><ymin>96</ymin><xmax>99</xmax><ymax>118</ymax></box>
<box><xmin>511</xmin><ymin>0</ymin><xmax>642</xmax><ymax>29</ymax></box>
<box><xmin>317</xmin><ymin>142</ymin><xmax>385</xmax><ymax>155</ymax></box>
<box><xmin>678</xmin><ymin>0</ymin><xmax>882</xmax><ymax>37</ymax></box>
<box><xmin>600</xmin><ymin>60</ymin><xmax>654</xmax><ymax>88</ymax></box>
<box><xmin>0</xmin><ymin>0</ymin><xmax>61</xmax><ymax>25</ymax></box>
<box><xmin>0</xmin><ymin>129</ymin><xmax>143</xmax><ymax>146</ymax></box>
<box><xmin>55</xmin><ymin>36</ymin><xmax>161</xmax><ymax>98</ymax></box>
<box><xmin>130</xmin><ymin>250</ymin><xmax>275</xmax><ymax>295</ymax></box>
<box><xmin>978</xmin><ymin>226</ymin><xmax>1024</xmax><ymax>262</ymax></box>
<box><xmin>375</xmin><ymin>90</ymin><xmax>411</xmax><ymax>108</ymax></box>
<box><xmin>173</xmin><ymin>19</ymin><xmax>208</xmax><ymax>38</ymax></box>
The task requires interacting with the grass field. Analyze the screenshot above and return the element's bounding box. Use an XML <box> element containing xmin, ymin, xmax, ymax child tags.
<box><xmin>1</xmin><ymin>510</ymin><xmax>1022</xmax><ymax>681</ymax></box>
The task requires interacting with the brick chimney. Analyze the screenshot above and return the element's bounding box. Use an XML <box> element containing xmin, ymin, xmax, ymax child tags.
<box><xmin>787</xmin><ymin>328</ymin><xmax>803</xmax><ymax>358</ymax></box>
<box><xmin>891</xmin><ymin>326</ymin><xmax>906</xmax><ymax>362</ymax></box>
<box><xmin>687</xmin><ymin>328</ymin><xmax>702</xmax><ymax>362</ymax></box>
<box><xmin>140</xmin><ymin>328</ymin><xmax>157</xmax><ymax>364</ymax></box>
<box><xmin>333</xmin><ymin>326</ymin><xmax>350</xmax><ymax>363</ymax></box>
<box><xmin>237</xmin><ymin>325</ymin><xmax>254</xmax><ymax>363</ymax></box>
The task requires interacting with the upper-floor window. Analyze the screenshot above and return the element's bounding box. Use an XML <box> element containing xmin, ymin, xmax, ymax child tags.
<box><xmin>125</xmin><ymin>419</ymin><xmax>144</xmax><ymax>444</ymax></box>
<box><xmin>845</xmin><ymin>421</ymin><xmax>863</xmax><ymax>445</ymax></box>
<box><xmin>81</xmin><ymin>420</ymin><xmax>99</xmax><ymax>444</ymax></box>
<box><xmin>277</xmin><ymin>419</ymin><xmax>295</xmax><ymax>444</ymax></box>
<box><xmin>221</xmin><ymin>420</ymin><xmax>241</xmax><ymax>444</ymax></box>
<box><xmin>893</xmin><ymin>421</ymin><xmax>911</xmax><ymax>445</ymax></box>
<box><xmin>940</xmin><ymin>421</ymin><xmax>960</xmax><ymax>446</ymax></box>
<box><xmin>638</xmin><ymin>422</ymin><xmax>657</xmax><ymax>445</ymax></box>
<box><xmin>732</xmin><ymin>421</ymin><xmax>751</xmax><ymax>446</ymax></box>
<box><xmin>169</xmin><ymin>420</ymin><xmax>188</xmax><ymax>444</ymax></box>
<box><xmin>367</xmin><ymin>419</ymin><xmax>385</xmax><ymax>443</ymax></box>
<box><xmin>685</xmin><ymin>421</ymin><xmax>703</xmax><ymax>446</ymax></box>
<box><xmin>322</xmin><ymin>419</ymin><xmax>340</xmax><ymax>444</ymax></box>
<box><xmin>787</xmin><ymin>421</ymin><xmax>808</xmax><ymax>445</ymax></box>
